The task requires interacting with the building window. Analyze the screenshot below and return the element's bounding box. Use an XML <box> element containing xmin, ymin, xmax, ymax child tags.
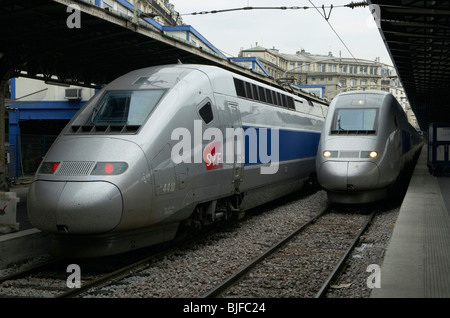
<box><xmin>381</xmin><ymin>68</ymin><xmax>390</xmax><ymax>76</ymax></box>
<box><xmin>350</xmin><ymin>79</ymin><xmax>357</xmax><ymax>87</ymax></box>
<box><xmin>340</xmin><ymin>79</ymin><xmax>347</xmax><ymax>87</ymax></box>
<box><xmin>329</xmin><ymin>64</ymin><xmax>336</xmax><ymax>72</ymax></box>
<box><xmin>318</xmin><ymin>64</ymin><xmax>326</xmax><ymax>72</ymax></box>
<box><xmin>361</xmin><ymin>79</ymin><xmax>367</xmax><ymax>86</ymax></box>
<box><xmin>339</xmin><ymin>65</ymin><xmax>347</xmax><ymax>73</ymax></box>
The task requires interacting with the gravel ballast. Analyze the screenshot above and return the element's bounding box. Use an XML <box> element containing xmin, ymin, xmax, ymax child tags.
<box><xmin>0</xmin><ymin>188</ymin><xmax>400</xmax><ymax>298</ymax></box>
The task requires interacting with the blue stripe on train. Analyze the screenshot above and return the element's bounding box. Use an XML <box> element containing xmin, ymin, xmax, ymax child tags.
<box><xmin>242</xmin><ymin>126</ymin><xmax>321</xmax><ymax>165</ymax></box>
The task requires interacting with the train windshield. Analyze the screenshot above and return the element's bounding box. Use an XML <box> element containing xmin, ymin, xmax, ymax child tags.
<box><xmin>91</xmin><ymin>90</ymin><xmax>165</xmax><ymax>127</ymax></box>
<box><xmin>331</xmin><ymin>108</ymin><xmax>378</xmax><ymax>134</ymax></box>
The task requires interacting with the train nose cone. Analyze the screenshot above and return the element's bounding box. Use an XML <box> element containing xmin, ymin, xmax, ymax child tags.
<box><xmin>28</xmin><ymin>181</ymin><xmax>122</xmax><ymax>234</ymax></box>
<box><xmin>318</xmin><ymin>161</ymin><xmax>379</xmax><ymax>191</ymax></box>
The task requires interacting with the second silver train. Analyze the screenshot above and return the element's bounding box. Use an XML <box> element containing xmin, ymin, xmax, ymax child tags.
<box><xmin>316</xmin><ymin>90</ymin><xmax>422</xmax><ymax>204</ymax></box>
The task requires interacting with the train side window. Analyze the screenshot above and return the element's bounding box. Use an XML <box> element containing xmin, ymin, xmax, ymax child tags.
<box><xmin>276</xmin><ymin>93</ymin><xmax>282</xmax><ymax>106</ymax></box>
<box><xmin>281</xmin><ymin>94</ymin><xmax>287</xmax><ymax>107</ymax></box>
<box><xmin>245</xmin><ymin>82</ymin><xmax>253</xmax><ymax>99</ymax></box>
<box><xmin>252</xmin><ymin>84</ymin><xmax>259</xmax><ymax>101</ymax></box>
<box><xmin>233</xmin><ymin>78</ymin><xmax>246</xmax><ymax>97</ymax></box>
<box><xmin>266</xmin><ymin>89</ymin><xmax>273</xmax><ymax>104</ymax></box>
<box><xmin>199</xmin><ymin>102</ymin><xmax>214</xmax><ymax>124</ymax></box>
<box><xmin>259</xmin><ymin>86</ymin><xmax>266</xmax><ymax>102</ymax></box>
<box><xmin>287</xmin><ymin>97</ymin><xmax>295</xmax><ymax>109</ymax></box>
<box><xmin>272</xmin><ymin>91</ymin><xmax>278</xmax><ymax>105</ymax></box>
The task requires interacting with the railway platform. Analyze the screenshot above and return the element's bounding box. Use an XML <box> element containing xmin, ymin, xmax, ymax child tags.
<box><xmin>371</xmin><ymin>146</ymin><xmax>450</xmax><ymax>298</ymax></box>
<box><xmin>0</xmin><ymin>182</ymin><xmax>50</xmax><ymax>269</ymax></box>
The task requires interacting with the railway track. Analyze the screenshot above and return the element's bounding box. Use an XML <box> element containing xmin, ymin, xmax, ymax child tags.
<box><xmin>0</xmin><ymin>190</ymin><xmax>383</xmax><ymax>298</ymax></box>
<box><xmin>201</xmin><ymin>206</ymin><xmax>376</xmax><ymax>298</ymax></box>
<box><xmin>0</xmin><ymin>242</ymin><xmax>183</xmax><ymax>298</ymax></box>
<box><xmin>0</xmin><ymin>204</ymin><xmax>284</xmax><ymax>298</ymax></box>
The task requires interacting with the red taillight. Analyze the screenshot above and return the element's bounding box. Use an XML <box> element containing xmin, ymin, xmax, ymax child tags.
<box><xmin>104</xmin><ymin>163</ymin><xmax>114</xmax><ymax>174</ymax></box>
<box><xmin>39</xmin><ymin>162</ymin><xmax>60</xmax><ymax>174</ymax></box>
<box><xmin>52</xmin><ymin>162</ymin><xmax>60</xmax><ymax>173</ymax></box>
<box><xmin>90</xmin><ymin>162</ymin><xmax>128</xmax><ymax>175</ymax></box>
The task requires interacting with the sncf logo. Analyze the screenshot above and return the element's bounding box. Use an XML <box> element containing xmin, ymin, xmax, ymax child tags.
<box><xmin>203</xmin><ymin>141</ymin><xmax>222</xmax><ymax>170</ymax></box>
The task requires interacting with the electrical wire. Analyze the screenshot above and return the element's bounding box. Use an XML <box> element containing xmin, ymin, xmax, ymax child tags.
<box><xmin>180</xmin><ymin>4</ymin><xmax>365</xmax><ymax>16</ymax></box>
<box><xmin>179</xmin><ymin>1</ymin><xmax>368</xmax><ymax>63</ymax></box>
<box><xmin>182</xmin><ymin>6</ymin><xmax>309</xmax><ymax>16</ymax></box>
<box><xmin>308</xmin><ymin>0</ymin><xmax>361</xmax><ymax>63</ymax></box>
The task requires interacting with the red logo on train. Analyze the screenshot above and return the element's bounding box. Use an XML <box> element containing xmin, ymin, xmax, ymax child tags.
<box><xmin>203</xmin><ymin>141</ymin><xmax>223</xmax><ymax>170</ymax></box>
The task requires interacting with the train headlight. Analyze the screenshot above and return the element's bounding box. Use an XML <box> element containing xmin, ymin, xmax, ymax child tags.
<box><xmin>323</xmin><ymin>151</ymin><xmax>338</xmax><ymax>158</ymax></box>
<box><xmin>91</xmin><ymin>162</ymin><xmax>128</xmax><ymax>175</ymax></box>
<box><xmin>361</xmin><ymin>151</ymin><xmax>378</xmax><ymax>158</ymax></box>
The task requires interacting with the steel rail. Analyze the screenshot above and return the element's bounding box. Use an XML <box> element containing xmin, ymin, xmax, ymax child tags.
<box><xmin>314</xmin><ymin>211</ymin><xmax>376</xmax><ymax>298</ymax></box>
<box><xmin>201</xmin><ymin>205</ymin><xmax>330</xmax><ymax>298</ymax></box>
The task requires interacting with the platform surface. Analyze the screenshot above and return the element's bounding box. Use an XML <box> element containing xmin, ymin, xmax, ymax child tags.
<box><xmin>371</xmin><ymin>147</ymin><xmax>450</xmax><ymax>298</ymax></box>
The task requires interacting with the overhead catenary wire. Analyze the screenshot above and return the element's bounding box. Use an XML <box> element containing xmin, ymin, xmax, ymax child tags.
<box><xmin>182</xmin><ymin>6</ymin><xmax>311</xmax><ymax>16</ymax></box>
<box><xmin>180</xmin><ymin>2</ymin><xmax>367</xmax><ymax>62</ymax></box>
<box><xmin>179</xmin><ymin>2</ymin><xmax>368</xmax><ymax>66</ymax></box>
<box><xmin>308</xmin><ymin>0</ymin><xmax>361</xmax><ymax>63</ymax></box>
<box><xmin>180</xmin><ymin>2</ymin><xmax>367</xmax><ymax>16</ymax></box>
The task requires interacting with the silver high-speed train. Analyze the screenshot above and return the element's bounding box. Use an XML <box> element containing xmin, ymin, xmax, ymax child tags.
<box><xmin>316</xmin><ymin>90</ymin><xmax>422</xmax><ymax>204</ymax></box>
<box><xmin>28</xmin><ymin>64</ymin><xmax>327</xmax><ymax>257</ymax></box>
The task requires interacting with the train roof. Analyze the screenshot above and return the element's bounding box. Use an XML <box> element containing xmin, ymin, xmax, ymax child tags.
<box><xmin>105</xmin><ymin>64</ymin><xmax>200</xmax><ymax>90</ymax></box>
<box><xmin>336</xmin><ymin>90</ymin><xmax>390</xmax><ymax>97</ymax></box>
<box><xmin>327</xmin><ymin>90</ymin><xmax>402</xmax><ymax>115</ymax></box>
<box><xmin>103</xmin><ymin>64</ymin><xmax>328</xmax><ymax>107</ymax></box>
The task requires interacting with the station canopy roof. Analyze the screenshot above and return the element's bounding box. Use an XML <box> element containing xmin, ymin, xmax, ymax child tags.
<box><xmin>0</xmin><ymin>0</ymin><xmax>300</xmax><ymax>98</ymax></box>
<box><xmin>368</xmin><ymin>0</ymin><xmax>450</xmax><ymax>130</ymax></box>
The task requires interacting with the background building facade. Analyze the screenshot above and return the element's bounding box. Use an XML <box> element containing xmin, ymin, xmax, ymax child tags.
<box><xmin>239</xmin><ymin>45</ymin><xmax>418</xmax><ymax>130</ymax></box>
<box><xmin>240</xmin><ymin>46</ymin><xmax>393</xmax><ymax>100</ymax></box>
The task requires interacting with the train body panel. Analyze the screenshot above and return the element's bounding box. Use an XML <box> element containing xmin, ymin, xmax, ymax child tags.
<box><xmin>316</xmin><ymin>90</ymin><xmax>422</xmax><ymax>204</ymax></box>
<box><xmin>27</xmin><ymin>64</ymin><xmax>326</xmax><ymax>257</ymax></box>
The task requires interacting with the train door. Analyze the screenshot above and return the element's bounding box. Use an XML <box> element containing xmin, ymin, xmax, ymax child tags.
<box><xmin>228</xmin><ymin>102</ymin><xmax>244</xmax><ymax>188</ymax></box>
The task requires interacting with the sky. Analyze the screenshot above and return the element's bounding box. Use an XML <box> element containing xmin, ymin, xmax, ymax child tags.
<box><xmin>169</xmin><ymin>0</ymin><xmax>393</xmax><ymax>65</ymax></box>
